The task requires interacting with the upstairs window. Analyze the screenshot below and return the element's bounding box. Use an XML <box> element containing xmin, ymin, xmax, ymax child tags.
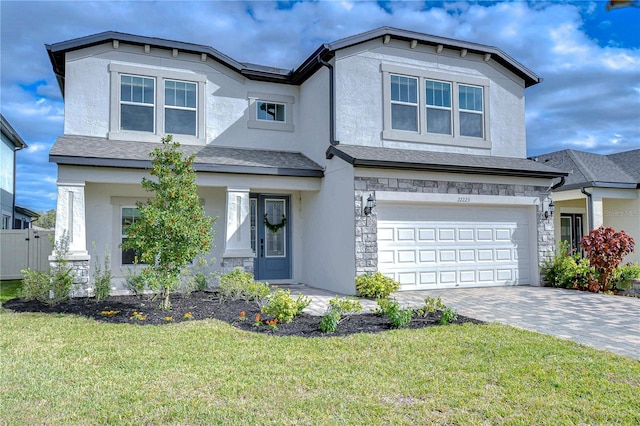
<box><xmin>165</xmin><ymin>80</ymin><xmax>197</xmax><ymax>136</ymax></box>
<box><xmin>390</xmin><ymin>75</ymin><xmax>418</xmax><ymax>132</ymax></box>
<box><xmin>120</xmin><ymin>75</ymin><xmax>155</xmax><ymax>132</ymax></box>
<box><xmin>109</xmin><ymin>63</ymin><xmax>206</xmax><ymax>142</ymax></box>
<box><xmin>382</xmin><ymin>64</ymin><xmax>490</xmax><ymax>149</ymax></box>
<box><xmin>425</xmin><ymin>80</ymin><xmax>452</xmax><ymax>135</ymax></box>
<box><xmin>459</xmin><ymin>85</ymin><xmax>484</xmax><ymax>138</ymax></box>
<box><xmin>257</xmin><ymin>101</ymin><xmax>286</xmax><ymax>122</ymax></box>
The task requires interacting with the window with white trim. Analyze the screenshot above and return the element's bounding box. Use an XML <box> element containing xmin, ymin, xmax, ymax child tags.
<box><xmin>390</xmin><ymin>75</ymin><xmax>418</xmax><ymax>131</ymax></box>
<box><xmin>458</xmin><ymin>84</ymin><xmax>484</xmax><ymax>138</ymax></box>
<box><xmin>109</xmin><ymin>63</ymin><xmax>206</xmax><ymax>142</ymax></box>
<box><xmin>165</xmin><ymin>80</ymin><xmax>197</xmax><ymax>136</ymax></box>
<box><xmin>247</xmin><ymin>92</ymin><xmax>295</xmax><ymax>132</ymax></box>
<box><xmin>425</xmin><ymin>80</ymin><xmax>452</xmax><ymax>135</ymax></box>
<box><xmin>120</xmin><ymin>75</ymin><xmax>155</xmax><ymax>132</ymax></box>
<box><xmin>382</xmin><ymin>64</ymin><xmax>490</xmax><ymax>148</ymax></box>
<box><xmin>257</xmin><ymin>101</ymin><xmax>286</xmax><ymax>122</ymax></box>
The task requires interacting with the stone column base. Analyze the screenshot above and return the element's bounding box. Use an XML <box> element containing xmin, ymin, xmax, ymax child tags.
<box><xmin>221</xmin><ymin>257</ymin><xmax>254</xmax><ymax>275</ymax></box>
<box><xmin>49</xmin><ymin>254</ymin><xmax>91</xmax><ymax>298</ymax></box>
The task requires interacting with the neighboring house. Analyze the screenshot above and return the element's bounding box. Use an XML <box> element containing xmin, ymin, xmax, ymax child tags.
<box><xmin>536</xmin><ymin>149</ymin><xmax>640</xmax><ymax>264</ymax></box>
<box><xmin>14</xmin><ymin>205</ymin><xmax>40</xmax><ymax>229</ymax></box>
<box><xmin>46</xmin><ymin>27</ymin><xmax>565</xmax><ymax>295</ymax></box>
<box><xmin>0</xmin><ymin>113</ymin><xmax>27</xmax><ymax>230</ymax></box>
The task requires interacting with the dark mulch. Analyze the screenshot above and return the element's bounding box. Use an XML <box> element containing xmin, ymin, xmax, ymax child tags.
<box><xmin>3</xmin><ymin>291</ymin><xmax>483</xmax><ymax>338</ymax></box>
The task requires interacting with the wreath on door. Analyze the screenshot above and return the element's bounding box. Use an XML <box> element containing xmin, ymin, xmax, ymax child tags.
<box><xmin>264</xmin><ymin>214</ymin><xmax>287</xmax><ymax>233</ymax></box>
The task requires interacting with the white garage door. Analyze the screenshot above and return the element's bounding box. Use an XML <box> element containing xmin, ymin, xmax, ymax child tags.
<box><xmin>377</xmin><ymin>203</ymin><xmax>532</xmax><ymax>289</ymax></box>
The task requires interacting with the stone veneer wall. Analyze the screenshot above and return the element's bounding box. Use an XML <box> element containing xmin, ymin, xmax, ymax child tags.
<box><xmin>354</xmin><ymin>177</ymin><xmax>554</xmax><ymax>283</ymax></box>
<box><xmin>49</xmin><ymin>257</ymin><xmax>91</xmax><ymax>298</ymax></box>
<box><xmin>221</xmin><ymin>257</ymin><xmax>255</xmax><ymax>275</ymax></box>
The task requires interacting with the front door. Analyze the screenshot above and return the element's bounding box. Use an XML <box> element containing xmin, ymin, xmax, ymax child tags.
<box><xmin>251</xmin><ymin>195</ymin><xmax>291</xmax><ymax>280</ymax></box>
<box><xmin>560</xmin><ymin>213</ymin><xmax>583</xmax><ymax>254</ymax></box>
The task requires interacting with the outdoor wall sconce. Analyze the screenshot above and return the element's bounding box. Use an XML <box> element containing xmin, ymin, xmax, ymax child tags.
<box><xmin>364</xmin><ymin>193</ymin><xmax>376</xmax><ymax>216</ymax></box>
<box><xmin>545</xmin><ymin>200</ymin><xmax>555</xmax><ymax>219</ymax></box>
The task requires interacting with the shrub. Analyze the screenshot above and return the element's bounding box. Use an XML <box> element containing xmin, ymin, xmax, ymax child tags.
<box><xmin>92</xmin><ymin>244</ymin><xmax>112</xmax><ymax>301</ymax></box>
<box><xmin>20</xmin><ymin>269</ymin><xmax>50</xmax><ymax>302</ymax></box>
<box><xmin>417</xmin><ymin>296</ymin><xmax>446</xmax><ymax>316</ymax></box>
<box><xmin>320</xmin><ymin>309</ymin><xmax>341</xmax><ymax>333</ymax></box>
<box><xmin>376</xmin><ymin>298</ymin><xmax>412</xmax><ymax>328</ymax></box>
<box><xmin>48</xmin><ymin>236</ymin><xmax>74</xmax><ymax>304</ymax></box>
<box><xmin>194</xmin><ymin>272</ymin><xmax>208</xmax><ymax>291</ymax></box>
<box><xmin>261</xmin><ymin>289</ymin><xmax>310</xmax><ymax>323</ymax></box>
<box><xmin>218</xmin><ymin>269</ymin><xmax>255</xmax><ymax>300</ymax></box>
<box><xmin>611</xmin><ymin>263</ymin><xmax>640</xmax><ymax>291</ymax></box>
<box><xmin>247</xmin><ymin>281</ymin><xmax>271</xmax><ymax>306</ymax></box>
<box><xmin>320</xmin><ymin>296</ymin><xmax>364</xmax><ymax>334</ymax></box>
<box><xmin>439</xmin><ymin>307</ymin><xmax>458</xmax><ymax>325</ymax></box>
<box><xmin>328</xmin><ymin>296</ymin><xmax>363</xmax><ymax>314</ymax></box>
<box><xmin>581</xmin><ymin>226</ymin><xmax>635</xmax><ymax>292</ymax></box>
<box><xmin>541</xmin><ymin>240</ymin><xmax>595</xmax><ymax>289</ymax></box>
<box><xmin>355</xmin><ymin>272</ymin><xmax>400</xmax><ymax>299</ymax></box>
<box><xmin>125</xmin><ymin>269</ymin><xmax>147</xmax><ymax>297</ymax></box>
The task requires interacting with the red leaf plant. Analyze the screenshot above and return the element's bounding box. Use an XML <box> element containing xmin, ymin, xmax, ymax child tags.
<box><xmin>580</xmin><ymin>226</ymin><xmax>635</xmax><ymax>292</ymax></box>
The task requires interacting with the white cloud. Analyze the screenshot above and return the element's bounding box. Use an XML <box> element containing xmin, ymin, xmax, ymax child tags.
<box><xmin>1</xmin><ymin>0</ymin><xmax>638</xmax><ymax>210</ymax></box>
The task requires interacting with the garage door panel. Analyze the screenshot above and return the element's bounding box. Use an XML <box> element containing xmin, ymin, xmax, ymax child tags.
<box><xmin>378</xmin><ymin>204</ymin><xmax>531</xmax><ymax>289</ymax></box>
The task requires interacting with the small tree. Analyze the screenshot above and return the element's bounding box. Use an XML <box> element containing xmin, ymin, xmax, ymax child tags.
<box><xmin>122</xmin><ymin>136</ymin><xmax>214</xmax><ymax>310</ymax></box>
<box><xmin>580</xmin><ymin>226</ymin><xmax>635</xmax><ymax>292</ymax></box>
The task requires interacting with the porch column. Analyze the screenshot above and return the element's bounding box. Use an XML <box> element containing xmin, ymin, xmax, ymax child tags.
<box><xmin>50</xmin><ymin>181</ymin><xmax>91</xmax><ymax>297</ymax></box>
<box><xmin>221</xmin><ymin>187</ymin><xmax>255</xmax><ymax>274</ymax></box>
<box><xmin>592</xmin><ymin>194</ymin><xmax>604</xmax><ymax>229</ymax></box>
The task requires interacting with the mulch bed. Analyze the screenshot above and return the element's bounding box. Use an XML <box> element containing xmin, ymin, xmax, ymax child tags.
<box><xmin>3</xmin><ymin>291</ymin><xmax>483</xmax><ymax>338</ymax></box>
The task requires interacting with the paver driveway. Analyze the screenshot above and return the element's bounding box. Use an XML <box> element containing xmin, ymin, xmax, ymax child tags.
<box><xmin>395</xmin><ymin>286</ymin><xmax>640</xmax><ymax>359</ymax></box>
<box><xmin>300</xmin><ymin>285</ymin><xmax>639</xmax><ymax>359</ymax></box>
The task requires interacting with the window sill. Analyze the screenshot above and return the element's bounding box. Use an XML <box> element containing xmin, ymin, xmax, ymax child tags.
<box><xmin>247</xmin><ymin>120</ymin><xmax>294</xmax><ymax>132</ymax></box>
<box><xmin>382</xmin><ymin>129</ymin><xmax>491</xmax><ymax>149</ymax></box>
<box><xmin>108</xmin><ymin>131</ymin><xmax>206</xmax><ymax>145</ymax></box>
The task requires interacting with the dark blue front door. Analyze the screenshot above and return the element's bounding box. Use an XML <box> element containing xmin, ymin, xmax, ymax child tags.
<box><xmin>253</xmin><ymin>195</ymin><xmax>291</xmax><ymax>280</ymax></box>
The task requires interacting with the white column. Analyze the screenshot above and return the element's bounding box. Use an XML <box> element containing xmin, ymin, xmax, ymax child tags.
<box><xmin>222</xmin><ymin>187</ymin><xmax>254</xmax><ymax>258</ymax></box>
<box><xmin>592</xmin><ymin>194</ymin><xmax>604</xmax><ymax>229</ymax></box>
<box><xmin>52</xmin><ymin>181</ymin><xmax>89</xmax><ymax>257</ymax></box>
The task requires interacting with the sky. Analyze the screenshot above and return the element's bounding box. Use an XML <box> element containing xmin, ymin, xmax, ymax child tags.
<box><xmin>1</xmin><ymin>1</ymin><xmax>639</xmax><ymax>212</ymax></box>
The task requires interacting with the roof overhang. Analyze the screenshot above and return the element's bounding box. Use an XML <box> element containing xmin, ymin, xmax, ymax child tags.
<box><xmin>0</xmin><ymin>113</ymin><xmax>27</xmax><ymax>149</ymax></box>
<box><xmin>47</xmin><ymin>26</ymin><xmax>542</xmax><ymax>95</ymax></box>
<box><xmin>555</xmin><ymin>181</ymin><xmax>640</xmax><ymax>191</ymax></box>
<box><xmin>327</xmin><ymin>145</ymin><xmax>567</xmax><ymax>179</ymax></box>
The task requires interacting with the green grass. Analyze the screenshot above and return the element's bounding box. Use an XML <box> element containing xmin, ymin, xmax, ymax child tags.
<box><xmin>0</xmin><ymin>280</ymin><xmax>22</xmax><ymax>303</ymax></box>
<box><xmin>1</xmin><ymin>311</ymin><xmax>638</xmax><ymax>425</ymax></box>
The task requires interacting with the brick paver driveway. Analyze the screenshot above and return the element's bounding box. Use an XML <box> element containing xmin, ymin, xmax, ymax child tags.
<box><xmin>395</xmin><ymin>286</ymin><xmax>640</xmax><ymax>359</ymax></box>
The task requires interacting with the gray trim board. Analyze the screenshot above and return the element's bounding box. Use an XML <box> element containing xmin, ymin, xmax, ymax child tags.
<box><xmin>327</xmin><ymin>145</ymin><xmax>567</xmax><ymax>179</ymax></box>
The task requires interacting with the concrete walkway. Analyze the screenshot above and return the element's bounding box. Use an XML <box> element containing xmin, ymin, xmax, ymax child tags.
<box><xmin>293</xmin><ymin>285</ymin><xmax>640</xmax><ymax>359</ymax></box>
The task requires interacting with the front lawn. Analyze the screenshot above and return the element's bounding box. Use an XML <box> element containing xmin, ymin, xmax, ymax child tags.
<box><xmin>1</xmin><ymin>312</ymin><xmax>638</xmax><ymax>424</ymax></box>
<box><xmin>0</xmin><ymin>280</ymin><xmax>22</xmax><ymax>303</ymax></box>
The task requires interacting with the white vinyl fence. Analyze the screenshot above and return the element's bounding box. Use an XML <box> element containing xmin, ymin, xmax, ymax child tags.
<box><xmin>0</xmin><ymin>229</ymin><xmax>54</xmax><ymax>280</ymax></box>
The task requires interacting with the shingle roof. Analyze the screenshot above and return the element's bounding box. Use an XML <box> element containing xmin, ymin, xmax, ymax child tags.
<box><xmin>607</xmin><ymin>149</ymin><xmax>640</xmax><ymax>182</ymax></box>
<box><xmin>47</xmin><ymin>26</ymin><xmax>541</xmax><ymax>94</ymax></box>
<box><xmin>49</xmin><ymin>136</ymin><xmax>324</xmax><ymax>178</ymax></box>
<box><xmin>535</xmin><ymin>149</ymin><xmax>640</xmax><ymax>190</ymax></box>
<box><xmin>327</xmin><ymin>144</ymin><xmax>566</xmax><ymax>178</ymax></box>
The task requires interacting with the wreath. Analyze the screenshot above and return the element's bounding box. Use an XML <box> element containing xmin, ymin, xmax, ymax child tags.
<box><xmin>264</xmin><ymin>214</ymin><xmax>287</xmax><ymax>233</ymax></box>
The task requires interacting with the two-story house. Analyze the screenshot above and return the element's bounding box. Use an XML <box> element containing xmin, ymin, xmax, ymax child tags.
<box><xmin>46</xmin><ymin>27</ymin><xmax>565</xmax><ymax>295</ymax></box>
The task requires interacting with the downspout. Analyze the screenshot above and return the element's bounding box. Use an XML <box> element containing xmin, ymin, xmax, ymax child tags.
<box><xmin>317</xmin><ymin>57</ymin><xmax>339</xmax><ymax>146</ymax></box>
<box><xmin>581</xmin><ymin>187</ymin><xmax>594</xmax><ymax>230</ymax></box>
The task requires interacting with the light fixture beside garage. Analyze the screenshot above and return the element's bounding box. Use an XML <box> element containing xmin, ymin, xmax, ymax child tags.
<box><xmin>545</xmin><ymin>200</ymin><xmax>555</xmax><ymax>219</ymax></box>
<box><xmin>364</xmin><ymin>193</ymin><xmax>376</xmax><ymax>216</ymax></box>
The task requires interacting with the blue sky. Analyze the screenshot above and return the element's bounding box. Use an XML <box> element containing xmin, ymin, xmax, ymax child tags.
<box><xmin>1</xmin><ymin>0</ymin><xmax>638</xmax><ymax>212</ymax></box>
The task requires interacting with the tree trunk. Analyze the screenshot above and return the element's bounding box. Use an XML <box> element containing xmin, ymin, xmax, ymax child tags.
<box><xmin>160</xmin><ymin>287</ymin><xmax>172</xmax><ymax>310</ymax></box>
